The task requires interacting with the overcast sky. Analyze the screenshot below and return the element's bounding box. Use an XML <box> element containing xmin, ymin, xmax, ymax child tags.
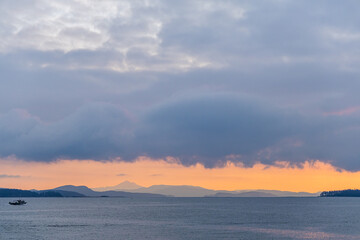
<box><xmin>1</xmin><ymin>0</ymin><xmax>360</xmax><ymax>170</ymax></box>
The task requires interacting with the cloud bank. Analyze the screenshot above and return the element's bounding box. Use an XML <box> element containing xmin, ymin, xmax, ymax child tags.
<box><xmin>1</xmin><ymin>0</ymin><xmax>360</xmax><ymax>170</ymax></box>
<box><xmin>0</xmin><ymin>174</ymin><xmax>21</xmax><ymax>178</ymax></box>
<box><xmin>1</xmin><ymin>95</ymin><xmax>360</xmax><ymax>170</ymax></box>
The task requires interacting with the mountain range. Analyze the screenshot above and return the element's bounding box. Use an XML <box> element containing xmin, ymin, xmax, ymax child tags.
<box><xmin>92</xmin><ymin>181</ymin><xmax>320</xmax><ymax>197</ymax></box>
<box><xmin>0</xmin><ymin>186</ymin><xmax>165</xmax><ymax>198</ymax></box>
<box><xmin>53</xmin><ymin>185</ymin><xmax>165</xmax><ymax>198</ymax></box>
<box><xmin>93</xmin><ymin>181</ymin><xmax>143</xmax><ymax>192</ymax></box>
<box><xmin>0</xmin><ymin>181</ymin><xmax>320</xmax><ymax>198</ymax></box>
<box><xmin>0</xmin><ymin>188</ymin><xmax>85</xmax><ymax>198</ymax></box>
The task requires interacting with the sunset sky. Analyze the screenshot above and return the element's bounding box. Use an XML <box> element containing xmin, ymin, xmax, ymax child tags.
<box><xmin>1</xmin><ymin>0</ymin><xmax>360</xmax><ymax>192</ymax></box>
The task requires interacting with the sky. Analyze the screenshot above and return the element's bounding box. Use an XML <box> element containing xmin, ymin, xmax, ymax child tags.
<box><xmin>1</xmin><ymin>0</ymin><xmax>360</xmax><ymax>191</ymax></box>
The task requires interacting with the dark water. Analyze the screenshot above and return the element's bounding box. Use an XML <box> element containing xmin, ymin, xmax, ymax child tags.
<box><xmin>1</xmin><ymin>197</ymin><xmax>360</xmax><ymax>240</ymax></box>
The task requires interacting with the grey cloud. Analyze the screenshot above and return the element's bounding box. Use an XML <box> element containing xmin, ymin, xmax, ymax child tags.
<box><xmin>1</xmin><ymin>1</ymin><xmax>360</xmax><ymax>170</ymax></box>
<box><xmin>117</xmin><ymin>173</ymin><xmax>128</xmax><ymax>177</ymax></box>
<box><xmin>135</xmin><ymin>95</ymin><xmax>295</xmax><ymax>166</ymax></box>
<box><xmin>286</xmin><ymin>114</ymin><xmax>360</xmax><ymax>170</ymax></box>
<box><xmin>149</xmin><ymin>174</ymin><xmax>162</xmax><ymax>177</ymax></box>
<box><xmin>0</xmin><ymin>95</ymin><xmax>360</xmax><ymax>170</ymax></box>
<box><xmin>0</xmin><ymin>174</ymin><xmax>21</xmax><ymax>178</ymax></box>
<box><xmin>2</xmin><ymin>0</ymin><xmax>360</xmax><ymax>71</ymax></box>
<box><xmin>0</xmin><ymin>103</ymin><xmax>133</xmax><ymax>161</ymax></box>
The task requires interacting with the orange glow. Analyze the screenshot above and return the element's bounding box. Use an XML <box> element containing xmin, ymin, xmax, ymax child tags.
<box><xmin>0</xmin><ymin>157</ymin><xmax>359</xmax><ymax>192</ymax></box>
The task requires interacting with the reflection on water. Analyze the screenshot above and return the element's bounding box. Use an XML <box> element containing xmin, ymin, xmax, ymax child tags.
<box><xmin>232</xmin><ymin>226</ymin><xmax>360</xmax><ymax>239</ymax></box>
<box><xmin>0</xmin><ymin>197</ymin><xmax>360</xmax><ymax>240</ymax></box>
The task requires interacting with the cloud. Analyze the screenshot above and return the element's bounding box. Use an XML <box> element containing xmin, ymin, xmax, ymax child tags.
<box><xmin>0</xmin><ymin>174</ymin><xmax>21</xmax><ymax>178</ymax></box>
<box><xmin>9</xmin><ymin>0</ymin><xmax>360</xmax><ymax>72</ymax></box>
<box><xmin>0</xmin><ymin>94</ymin><xmax>360</xmax><ymax>170</ymax></box>
<box><xmin>0</xmin><ymin>95</ymin><xmax>291</xmax><ymax>165</ymax></box>
<box><xmin>0</xmin><ymin>0</ymin><xmax>215</xmax><ymax>72</ymax></box>
<box><xmin>0</xmin><ymin>103</ymin><xmax>133</xmax><ymax>161</ymax></box>
<box><xmin>149</xmin><ymin>174</ymin><xmax>163</xmax><ymax>177</ymax></box>
<box><xmin>0</xmin><ymin>0</ymin><xmax>118</xmax><ymax>53</ymax></box>
<box><xmin>0</xmin><ymin>90</ymin><xmax>360</xmax><ymax>170</ymax></box>
<box><xmin>117</xmin><ymin>173</ymin><xmax>128</xmax><ymax>177</ymax></box>
<box><xmin>134</xmin><ymin>94</ymin><xmax>295</xmax><ymax>166</ymax></box>
<box><xmin>1</xmin><ymin>0</ymin><xmax>360</xmax><ymax>73</ymax></box>
<box><xmin>1</xmin><ymin>1</ymin><xmax>360</xmax><ymax>171</ymax></box>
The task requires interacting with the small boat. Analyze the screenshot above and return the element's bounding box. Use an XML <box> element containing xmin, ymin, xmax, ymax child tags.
<box><xmin>9</xmin><ymin>200</ymin><xmax>27</xmax><ymax>205</ymax></box>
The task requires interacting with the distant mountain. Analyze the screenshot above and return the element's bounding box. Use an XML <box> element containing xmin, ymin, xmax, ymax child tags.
<box><xmin>130</xmin><ymin>185</ymin><xmax>218</xmax><ymax>197</ymax></box>
<box><xmin>0</xmin><ymin>185</ymin><xmax>319</xmax><ymax>198</ymax></box>
<box><xmin>0</xmin><ymin>188</ymin><xmax>85</xmax><ymax>197</ymax></box>
<box><xmin>93</xmin><ymin>181</ymin><xmax>143</xmax><ymax>192</ymax></box>
<box><xmin>208</xmin><ymin>191</ymin><xmax>278</xmax><ymax>197</ymax></box>
<box><xmin>53</xmin><ymin>185</ymin><xmax>97</xmax><ymax>196</ymax></box>
<box><xmin>41</xmin><ymin>190</ymin><xmax>85</xmax><ymax>197</ymax></box>
<box><xmin>122</xmin><ymin>184</ymin><xmax>318</xmax><ymax>197</ymax></box>
<box><xmin>0</xmin><ymin>186</ymin><xmax>166</xmax><ymax>198</ymax></box>
<box><xmin>53</xmin><ymin>185</ymin><xmax>166</xmax><ymax>198</ymax></box>
<box><xmin>0</xmin><ymin>188</ymin><xmax>40</xmax><ymax>197</ymax></box>
<box><xmin>235</xmin><ymin>189</ymin><xmax>319</xmax><ymax>197</ymax></box>
<box><xmin>207</xmin><ymin>191</ymin><xmax>277</xmax><ymax>197</ymax></box>
<box><xmin>320</xmin><ymin>189</ymin><xmax>360</xmax><ymax>197</ymax></box>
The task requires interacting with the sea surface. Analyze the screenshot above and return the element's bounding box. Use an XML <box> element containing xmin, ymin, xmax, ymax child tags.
<box><xmin>1</xmin><ymin>197</ymin><xmax>360</xmax><ymax>240</ymax></box>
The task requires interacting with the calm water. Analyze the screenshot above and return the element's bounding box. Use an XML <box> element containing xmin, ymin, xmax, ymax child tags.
<box><xmin>1</xmin><ymin>197</ymin><xmax>360</xmax><ymax>240</ymax></box>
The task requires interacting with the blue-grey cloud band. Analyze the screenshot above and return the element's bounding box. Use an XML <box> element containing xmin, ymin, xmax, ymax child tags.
<box><xmin>0</xmin><ymin>95</ymin><xmax>359</xmax><ymax>170</ymax></box>
<box><xmin>1</xmin><ymin>0</ymin><xmax>360</xmax><ymax>170</ymax></box>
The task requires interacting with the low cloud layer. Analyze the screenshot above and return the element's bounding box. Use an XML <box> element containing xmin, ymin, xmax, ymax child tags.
<box><xmin>1</xmin><ymin>1</ymin><xmax>360</xmax><ymax>170</ymax></box>
<box><xmin>0</xmin><ymin>104</ymin><xmax>132</xmax><ymax>161</ymax></box>
<box><xmin>1</xmin><ymin>95</ymin><xmax>359</xmax><ymax>170</ymax></box>
<box><xmin>0</xmin><ymin>174</ymin><xmax>21</xmax><ymax>178</ymax></box>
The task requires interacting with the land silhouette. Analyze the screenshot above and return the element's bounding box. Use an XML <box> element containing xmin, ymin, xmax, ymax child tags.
<box><xmin>0</xmin><ymin>186</ymin><xmax>165</xmax><ymax>198</ymax></box>
<box><xmin>93</xmin><ymin>181</ymin><xmax>320</xmax><ymax>197</ymax></box>
<box><xmin>320</xmin><ymin>189</ymin><xmax>360</xmax><ymax>197</ymax></box>
<box><xmin>0</xmin><ymin>181</ymin><xmax>321</xmax><ymax>198</ymax></box>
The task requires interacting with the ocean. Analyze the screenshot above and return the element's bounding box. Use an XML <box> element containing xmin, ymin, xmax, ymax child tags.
<box><xmin>1</xmin><ymin>197</ymin><xmax>360</xmax><ymax>239</ymax></box>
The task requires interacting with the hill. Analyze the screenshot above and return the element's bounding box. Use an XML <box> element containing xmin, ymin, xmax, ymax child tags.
<box><xmin>320</xmin><ymin>189</ymin><xmax>360</xmax><ymax>197</ymax></box>
<box><xmin>112</xmin><ymin>183</ymin><xmax>318</xmax><ymax>197</ymax></box>
<box><xmin>130</xmin><ymin>185</ymin><xmax>217</xmax><ymax>197</ymax></box>
<box><xmin>207</xmin><ymin>191</ymin><xmax>278</xmax><ymax>197</ymax></box>
<box><xmin>0</xmin><ymin>188</ymin><xmax>85</xmax><ymax>197</ymax></box>
<box><xmin>53</xmin><ymin>185</ymin><xmax>166</xmax><ymax>198</ymax></box>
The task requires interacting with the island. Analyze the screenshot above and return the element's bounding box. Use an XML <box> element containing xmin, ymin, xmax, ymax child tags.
<box><xmin>320</xmin><ymin>189</ymin><xmax>360</xmax><ymax>197</ymax></box>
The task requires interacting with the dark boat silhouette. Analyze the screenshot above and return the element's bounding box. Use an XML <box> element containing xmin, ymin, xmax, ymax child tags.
<box><xmin>9</xmin><ymin>200</ymin><xmax>27</xmax><ymax>205</ymax></box>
